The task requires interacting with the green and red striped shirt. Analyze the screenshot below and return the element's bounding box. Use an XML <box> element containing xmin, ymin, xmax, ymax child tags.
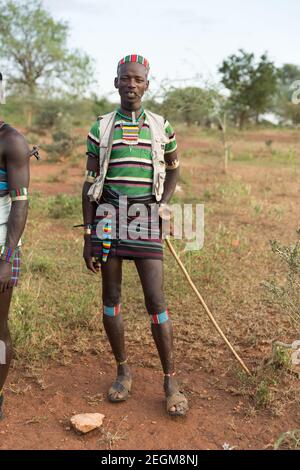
<box><xmin>86</xmin><ymin>112</ymin><xmax>177</xmax><ymax>197</ymax></box>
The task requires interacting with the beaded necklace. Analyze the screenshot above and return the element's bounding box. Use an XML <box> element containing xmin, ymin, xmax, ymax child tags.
<box><xmin>116</xmin><ymin>108</ymin><xmax>145</xmax><ymax>147</ymax></box>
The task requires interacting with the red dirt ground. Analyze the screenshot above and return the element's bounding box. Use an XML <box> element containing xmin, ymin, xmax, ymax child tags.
<box><xmin>1</xmin><ymin>351</ymin><xmax>300</xmax><ymax>450</ymax></box>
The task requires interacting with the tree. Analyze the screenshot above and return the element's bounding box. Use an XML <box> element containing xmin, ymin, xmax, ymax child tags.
<box><xmin>161</xmin><ymin>86</ymin><xmax>215</xmax><ymax>126</ymax></box>
<box><xmin>91</xmin><ymin>95</ymin><xmax>116</xmax><ymax>118</ymax></box>
<box><xmin>0</xmin><ymin>0</ymin><xmax>95</xmax><ymax>125</ymax></box>
<box><xmin>219</xmin><ymin>50</ymin><xmax>278</xmax><ymax>128</ymax></box>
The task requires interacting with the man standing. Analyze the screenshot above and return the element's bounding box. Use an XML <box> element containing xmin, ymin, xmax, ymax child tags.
<box><xmin>82</xmin><ymin>55</ymin><xmax>188</xmax><ymax>416</ymax></box>
<box><xmin>0</xmin><ymin>72</ymin><xmax>30</xmax><ymax>419</ymax></box>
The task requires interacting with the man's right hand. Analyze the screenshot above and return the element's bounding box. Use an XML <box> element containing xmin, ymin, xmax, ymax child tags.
<box><xmin>0</xmin><ymin>261</ymin><xmax>13</xmax><ymax>293</ymax></box>
<box><xmin>83</xmin><ymin>238</ymin><xmax>100</xmax><ymax>274</ymax></box>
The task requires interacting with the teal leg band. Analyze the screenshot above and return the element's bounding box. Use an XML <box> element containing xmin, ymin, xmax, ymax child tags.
<box><xmin>103</xmin><ymin>304</ymin><xmax>121</xmax><ymax>317</ymax></box>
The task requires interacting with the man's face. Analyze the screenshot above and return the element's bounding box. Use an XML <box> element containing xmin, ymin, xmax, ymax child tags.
<box><xmin>114</xmin><ymin>62</ymin><xmax>149</xmax><ymax>107</ymax></box>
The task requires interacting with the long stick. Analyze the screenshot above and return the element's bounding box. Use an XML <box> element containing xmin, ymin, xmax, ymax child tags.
<box><xmin>165</xmin><ymin>237</ymin><xmax>251</xmax><ymax>376</ymax></box>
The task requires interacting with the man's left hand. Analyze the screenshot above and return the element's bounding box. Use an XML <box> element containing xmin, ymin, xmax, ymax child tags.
<box><xmin>0</xmin><ymin>261</ymin><xmax>13</xmax><ymax>293</ymax></box>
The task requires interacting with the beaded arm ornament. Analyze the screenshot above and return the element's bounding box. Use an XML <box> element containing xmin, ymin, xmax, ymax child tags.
<box><xmin>9</xmin><ymin>187</ymin><xmax>28</xmax><ymax>201</ymax></box>
<box><xmin>0</xmin><ymin>246</ymin><xmax>18</xmax><ymax>264</ymax></box>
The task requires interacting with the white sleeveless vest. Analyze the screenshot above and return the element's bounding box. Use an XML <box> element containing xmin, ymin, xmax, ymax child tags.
<box><xmin>87</xmin><ymin>110</ymin><xmax>169</xmax><ymax>203</ymax></box>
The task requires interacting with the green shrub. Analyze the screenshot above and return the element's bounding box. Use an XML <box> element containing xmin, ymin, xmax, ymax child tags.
<box><xmin>262</xmin><ymin>229</ymin><xmax>300</xmax><ymax>329</ymax></box>
<box><xmin>48</xmin><ymin>194</ymin><xmax>81</xmax><ymax>219</ymax></box>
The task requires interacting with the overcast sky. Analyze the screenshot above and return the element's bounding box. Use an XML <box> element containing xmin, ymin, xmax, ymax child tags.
<box><xmin>44</xmin><ymin>0</ymin><xmax>300</xmax><ymax>98</ymax></box>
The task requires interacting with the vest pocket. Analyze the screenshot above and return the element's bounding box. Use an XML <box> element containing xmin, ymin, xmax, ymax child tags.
<box><xmin>154</xmin><ymin>139</ymin><xmax>166</xmax><ymax>163</ymax></box>
<box><xmin>155</xmin><ymin>170</ymin><xmax>166</xmax><ymax>201</ymax></box>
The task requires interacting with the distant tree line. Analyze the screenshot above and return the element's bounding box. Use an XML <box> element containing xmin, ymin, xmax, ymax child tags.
<box><xmin>1</xmin><ymin>1</ymin><xmax>300</xmax><ymax>129</ymax></box>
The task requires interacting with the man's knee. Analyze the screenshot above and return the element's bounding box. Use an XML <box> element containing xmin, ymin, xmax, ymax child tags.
<box><xmin>102</xmin><ymin>284</ymin><xmax>121</xmax><ymax>308</ymax></box>
<box><xmin>144</xmin><ymin>291</ymin><xmax>166</xmax><ymax>315</ymax></box>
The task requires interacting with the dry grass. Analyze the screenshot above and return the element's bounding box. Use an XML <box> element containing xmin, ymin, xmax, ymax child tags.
<box><xmin>10</xmin><ymin>125</ymin><xmax>300</xmax><ymax>419</ymax></box>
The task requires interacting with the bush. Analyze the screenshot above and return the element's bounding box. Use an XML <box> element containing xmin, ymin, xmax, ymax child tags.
<box><xmin>262</xmin><ymin>229</ymin><xmax>300</xmax><ymax>329</ymax></box>
<box><xmin>48</xmin><ymin>194</ymin><xmax>81</xmax><ymax>219</ymax></box>
<box><xmin>35</xmin><ymin>100</ymin><xmax>65</xmax><ymax>129</ymax></box>
<box><xmin>41</xmin><ymin>113</ymin><xmax>77</xmax><ymax>161</ymax></box>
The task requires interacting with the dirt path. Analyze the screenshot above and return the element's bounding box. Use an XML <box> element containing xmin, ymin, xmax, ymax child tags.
<box><xmin>1</xmin><ymin>352</ymin><xmax>299</xmax><ymax>450</ymax></box>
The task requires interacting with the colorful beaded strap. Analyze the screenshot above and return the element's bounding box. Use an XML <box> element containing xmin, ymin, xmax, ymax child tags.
<box><xmin>102</xmin><ymin>216</ymin><xmax>112</xmax><ymax>263</ymax></box>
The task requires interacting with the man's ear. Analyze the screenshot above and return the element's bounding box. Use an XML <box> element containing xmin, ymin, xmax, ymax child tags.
<box><xmin>114</xmin><ymin>77</ymin><xmax>118</xmax><ymax>89</ymax></box>
<box><xmin>145</xmin><ymin>80</ymin><xmax>149</xmax><ymax>91</ymax></box>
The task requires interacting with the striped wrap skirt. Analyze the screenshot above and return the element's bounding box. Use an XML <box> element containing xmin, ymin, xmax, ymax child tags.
<box><xmin>91</xmin><ymin>188</ymin><xmax>163</xmax><ymax>262</ymax></box>
<box><xmin>11</xmin><ymin>248</ymin><xmax>21</xmax><ymax>286</ymax></box>
<box><xmin>0</xmin><ymin>194</ymin><xmax>21</xmax><ymax>286</ymax></box>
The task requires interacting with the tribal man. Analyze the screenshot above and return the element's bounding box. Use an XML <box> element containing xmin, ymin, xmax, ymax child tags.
<box><xmin>82</xmin><ymin>55</ymin><xmax>188</xmax><ymax>416</ymax></box>
<box><xmin>0</xmin><ymin>72</ymin><xmax>31</xmax><ymax>420</ymax></box>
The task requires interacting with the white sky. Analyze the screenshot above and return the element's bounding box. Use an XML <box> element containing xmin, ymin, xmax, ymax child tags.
<box><xmin>44</xmin><ymin>0</ymin><xmax>300</xmax><ymax>99</ymax></box>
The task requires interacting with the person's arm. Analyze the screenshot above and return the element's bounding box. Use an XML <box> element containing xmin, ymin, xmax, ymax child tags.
<box><xmin>82</xmin><ymin>155</ymin><xmax>99</xmax><ymax>273</ymax></box>
<box><xmin>0</xmin><ymin>131</ymin><xmax>30</xmax><ymax>292</ymax></box>
<box><xmin>159</xmin><ymin>119</ymin><xmax>180</xmax><ymax>231</ymax></box>
<box><xmin>82</xmin><ymin>121</ymin><xmax>101</xmax><ymax>273</ymax></box>
<box><xmin>160</xmin><ymin>119</ymin><xmax>179</xmax><ymax>206</ymax></box>
<box><xmin>160</xmin><ymin>149</ymin><xmax>179</xmax><ymax>205</ymax></box>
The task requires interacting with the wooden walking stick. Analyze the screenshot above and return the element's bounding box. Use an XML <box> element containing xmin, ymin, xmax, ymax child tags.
<box><xmin>165</xmin><ymin>236</ymin><xmax>251</xmax><ymax>376</ymax></box>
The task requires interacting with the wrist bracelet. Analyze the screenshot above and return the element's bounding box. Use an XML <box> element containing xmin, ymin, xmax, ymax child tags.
<box><xmin>158</xmin><ymin>203</ymin><xmax>172</xmax><ymax>220</ymax></box>
<box><xmin>84</xmin><ymin>224</ymin><xmax>93</xmax><ymax>235</ymax></box>
<box><xmin>0</xmin><ymin>246</ymin><xmax>17</xmax><ymax>264</ymax></box>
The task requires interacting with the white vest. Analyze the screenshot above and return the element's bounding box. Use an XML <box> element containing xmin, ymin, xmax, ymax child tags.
<box><xmin>87</xmin><ymin>110</ymin><xmax>169</xmax><ymax>203</ymax></box>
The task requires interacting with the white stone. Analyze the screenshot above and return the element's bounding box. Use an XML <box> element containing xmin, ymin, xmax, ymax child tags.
<box><xmin>70</xmin><ymin>413</ymin><xmax>105</xmax><ymax>433</ymax></box>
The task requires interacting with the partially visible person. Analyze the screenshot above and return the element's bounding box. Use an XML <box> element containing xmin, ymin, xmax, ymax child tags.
<box><xmin>0</xmin><ymin>71</ymin><xmax>31</xmax><ymax>420</ymax></box>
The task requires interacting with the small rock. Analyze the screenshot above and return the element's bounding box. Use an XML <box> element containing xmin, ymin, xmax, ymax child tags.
<box><xmin>70</xmin><ymin>413</ymin><xmax>105</xmax><ymax>434</ymax></box>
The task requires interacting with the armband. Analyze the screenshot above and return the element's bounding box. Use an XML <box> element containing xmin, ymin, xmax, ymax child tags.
<box><xmin>10</xmin><ymin>187</ymin><xmax>28</xmax><ymax>201</ymax></box>
<box><xmin>165</xmin><ymin>159</ymin><xmax>179</xmax><ymax>170</ymax></box>
<box><xmin>85</xmin><ymin>170</ymin><xmax>97</xmax><ymax>183</ymax></box>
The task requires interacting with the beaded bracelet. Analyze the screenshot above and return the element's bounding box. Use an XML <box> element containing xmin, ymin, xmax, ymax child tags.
<box><xmin>10</xmin><ymin>187</ymin><xmax>28</xmax><ymax>201</ymax></box>
<box><xmin>0</xmin><ymin>246</ymin><xmax>17</xmax><ymax>264</ymax></box>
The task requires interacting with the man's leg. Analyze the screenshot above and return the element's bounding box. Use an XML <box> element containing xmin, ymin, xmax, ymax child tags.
<box><xmin>101</xmin><ymin>256</ymin><xmax>131</xmax><ymax>401</ymax></box>
<box><xmin>134</xmin><ymin>258</ymin><xmax>188</xmax><ymax>415</ymax></box>
<box><xmin>0</xmin><ymin>288</ymin><xmax>14</xmax><ymax>419</ymax></box>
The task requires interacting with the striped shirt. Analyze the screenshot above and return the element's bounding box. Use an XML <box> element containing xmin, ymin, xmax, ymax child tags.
<box><xmin>86</xmin><ymin>112</ymin><xmax>177</xmax><ymax>197</ymax></box>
